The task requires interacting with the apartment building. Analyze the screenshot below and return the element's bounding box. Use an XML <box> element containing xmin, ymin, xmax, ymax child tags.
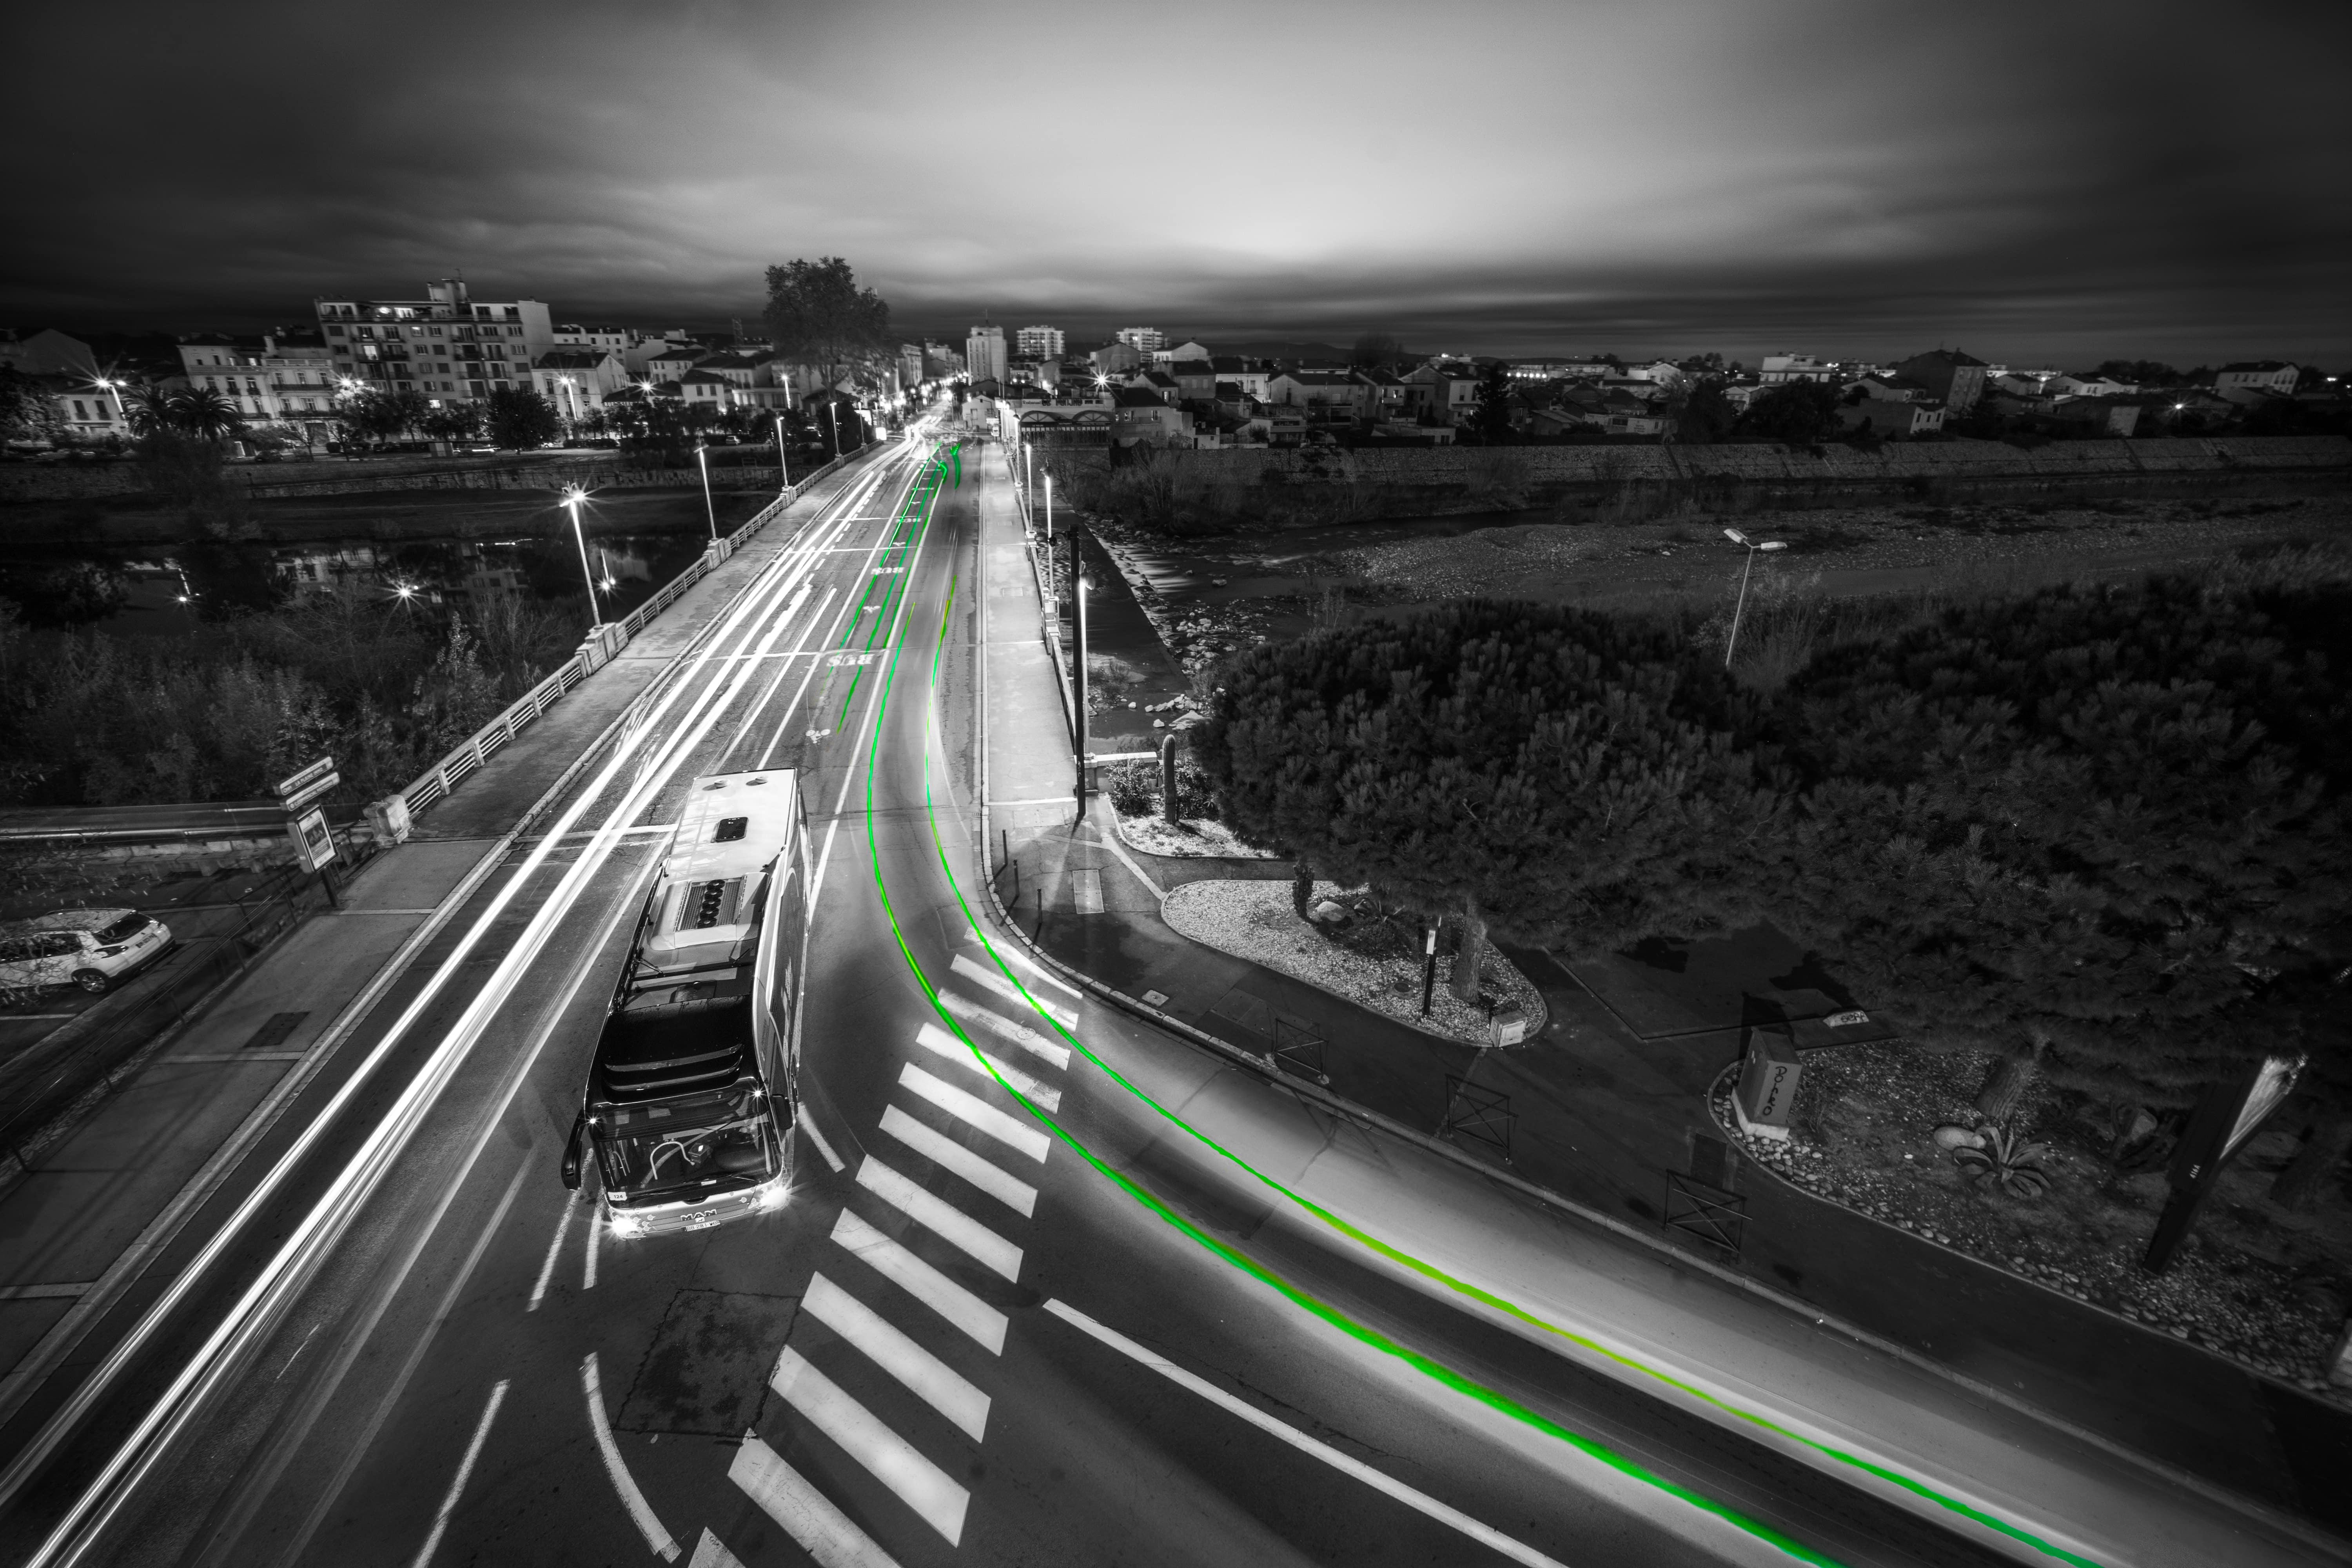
<box><xmin>965</xmin><ymin>325</ymin><xmax>1008</xmax><ymax>385</ymax></box>
<box><xmin>1114</xmin><ymin>326</ymin><xmax>1166</xmax><ymax>353</ymax></box>
<box><xmin>312</xmin><ymin>277</ymin><xmax>555</xmax><ymax>404</ymax></box>
<box><xmin>178</xmin><ymin>330</ymin><xmax>342</xmax><ymax>438</ymax></box>
<box><xmin>532</xmin><ymin>349</ymin><xmax>631</xmax><ymax>424</ymax></box>
<box><xmin>1015</xmin><ymin>325</ymin><xmax>1065</xmax><ymax>358</ymax></box>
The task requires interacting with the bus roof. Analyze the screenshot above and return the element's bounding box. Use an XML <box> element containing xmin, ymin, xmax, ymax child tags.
<box><xmin>665</xmin><ymin>770</ymin><xmax>802</xmax><ymax>886</ymax></box>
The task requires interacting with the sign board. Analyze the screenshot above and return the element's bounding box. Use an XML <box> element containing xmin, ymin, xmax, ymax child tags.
<box><xmin>279</xmin><ymin>771</ymin><xmax>341</xmax><ymax>815</ymax></box>
<box><xmin>1733</xmin><ymin>1027</ymin><xmax>1802</xmax><ymax>1142</ymax></box>
<box><xmin>273</xmin><ymin>756</ymin><xmax>335</xmax><ymax>801</ymax></box>
<box><xmin>1825</xmin><ymin>1009</ymin><xmax>1870</xmax><ymax>1028</ymax></box>
<box><xmin>291</xmin><ymin>807</ymin><xmax>339</xmax><ymax>873</ymax></box>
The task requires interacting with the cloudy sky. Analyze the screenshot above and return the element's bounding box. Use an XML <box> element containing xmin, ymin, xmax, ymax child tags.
<box><xmin>6</xmin><ymin>0</ymin><xmax>2346</xmax><ymax>366</ymax></box>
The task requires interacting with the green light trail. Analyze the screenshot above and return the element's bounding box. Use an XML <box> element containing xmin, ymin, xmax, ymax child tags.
<box><xmin>855</xmin><ymin>445</ymin><xmax>2102</xmax><ymax>1567</ymax></box>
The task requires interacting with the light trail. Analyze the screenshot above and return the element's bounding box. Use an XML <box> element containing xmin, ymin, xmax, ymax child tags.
<box><xmin>14</xmin><ymin>444</ymin><xmax>931</xmax><ymax>1565</ymax></box>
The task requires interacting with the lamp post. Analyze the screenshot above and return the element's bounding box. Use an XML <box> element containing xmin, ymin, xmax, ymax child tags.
<box><xmin>1072</xmin><ymin>541</ymin><xmax>1090</xmax><ymax>804</ymax></box>
<box><xmin>564</xmin><ymin>484</ymin><xmax>601</xmax><ymax>624</ymax></box>
<box><xmin>827</xmin><ymin>401</ymin><xmax>840</xmax><ymax>459</ymax></box>
<box><xmin>1044</xmin><ymin>471</ymin><xmax>1054</xmax><ymax>544</ymax></box>
<box><xmin>773</xmin><ymin>414</ymin><xmax>792</xmax><ymax>492</ymax></box>
<box><xmin>695</xmin><ymin>445</ymin><xmax>718</xmax><ymax>542</ymax></box>
<box><xmin>1721</xmin><ymin>527</ymin><xmax>1787</xmax><ymax>671</ymax></box>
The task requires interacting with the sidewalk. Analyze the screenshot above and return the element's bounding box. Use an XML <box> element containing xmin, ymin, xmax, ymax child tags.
<box><xmin>971</xmin><ymin>448</ymin><xmax>2352</xmax><ymax>1546</ymax></box>
<box><xmin>0</xmin><ymin>452</ymin><xmax>889</xmax><ymax>1433</ymax></box>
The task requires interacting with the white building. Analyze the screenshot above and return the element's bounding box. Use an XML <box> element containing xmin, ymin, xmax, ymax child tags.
<box><xmin>177</xmin><ymin>332</ymin><xmax>343</xmax><ymax>441</ymax></box>
<box><xmin>1114</xmin><ymin>326</ymin><xmax>1166</xmax><ymax>353</ymax></box>
<box><xmin>965</xmin><ymin>325</ymin><xmax>1008</xmax><ymax>385</ymax></box>
<box><xmin>313</xmin><ymin>278</ymin><xmax>555</xmax><ymax>405</ymax></box>
<box><xmin>1015</xmin><ymin>325</ymin><xmax>1065</xmax><ymax>359</ymax></box>
<box><xmin>2215</xmin><ymin>361</ymin><xmax>2300</xmax><ymax>400</ymax></box>
<box><xmin>553</xmin><ymin>324</ymin><xmax>632</xmax><ymax>356</ymax></box>
<box><xmin>533</xmin><ymin>349</ymin><xmax>632</xmax><ymax>425</ymax></box>
<box><xmin>1758</xmin><ymin>353</ymin><xmax>1840</xmax><ymax>384</ymax></box>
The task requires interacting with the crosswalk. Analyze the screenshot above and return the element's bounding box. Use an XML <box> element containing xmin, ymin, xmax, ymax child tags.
<box><xmin>720</xmin><ymin>939</ymin><xmax>1081</xmax><ymax>1563</ymax></box>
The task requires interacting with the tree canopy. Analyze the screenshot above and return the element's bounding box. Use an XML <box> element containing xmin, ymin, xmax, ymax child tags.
<box><xmin>1737</xmin><ymin>380</ymin><xmax>1842</xmax><ymax>445</ymax></box>
<box><xmin>485</xmin><ymin>386</ymin><xmax>561</xmax><ymax>449</ymax></box>
<box><xmin>763</xmin><ymin>257</ymin><xmax>892</xmax><ymax>394</ymax></box>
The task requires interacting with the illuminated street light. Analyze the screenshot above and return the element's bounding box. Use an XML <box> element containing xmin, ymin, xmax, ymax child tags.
<box><xmin>694</xmin><ymin>445</ymin><xmax>718</xmax><ymax>541</ymax></box>
<box><xmin>1722</xmin><ymin>528</ymin><xmax>1788</xmax><ymax>670</ymax></box>
<box><xmin>563</xmin><ymin>483</ymin><xmax>602</xmax><ymax>623</ymax></box>
<box><xmin>773</xmin><ymin>414</ymin><xmax>792</xmax><ymax>492</ymax></box>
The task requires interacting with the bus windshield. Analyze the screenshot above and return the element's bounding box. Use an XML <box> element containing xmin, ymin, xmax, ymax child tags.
<box><xmin>596</xmin><ymin>1083</ymin><xmax>774</xmax><ymax>1196</ymax></box>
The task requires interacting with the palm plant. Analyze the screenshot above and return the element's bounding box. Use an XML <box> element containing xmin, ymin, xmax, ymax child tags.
<box><xmin>169</xmin><ymin>386</ymin><xmax>246</xmax><ymax>445</ymax></box>
<box><xmin>124</xmin><ymin>386</ymin><xmax>178</xmax><ymax>438</ymax></box>
<box><xmin>1953</xmin><ymin>1125</ymin><xmax>2052</xmax><ymax>1200</ymax></box>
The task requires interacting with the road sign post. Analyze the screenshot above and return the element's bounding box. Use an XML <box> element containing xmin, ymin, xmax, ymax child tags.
<box><xmin>275</xmin><ymin>756</ymin><xmax>340</xmax><ymax>908</ymax></box>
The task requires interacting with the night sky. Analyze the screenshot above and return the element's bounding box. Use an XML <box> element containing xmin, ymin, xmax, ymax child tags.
<box><xmin>7</xmin><ymin>0</ymin><xmax>2347</xmax><ymax>366</ymax></box>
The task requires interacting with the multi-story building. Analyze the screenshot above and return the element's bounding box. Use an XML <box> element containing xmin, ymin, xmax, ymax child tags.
<box><xmin>312</xmin><ymin>278</ymin><xmax>554</xmax><ymax>406</ymax></box>
<box><xmin>1891</xmin><ymin>348</ymin><xmax>1989</xmax><ymax>413</ymax></box>
<box><xmin>177</xmin><ymin>331</ymin><xmax>342</xmax><ymax>441</ymax></box>
<box><xmin>965</xmin><ymin>325</ymin><xmax>1008</xmax><ymax>386</ymax></box>
<box><xmin>1015</xmin><ymin>325</ymin><xmax>1065</xmax><ymax>359</ymax></box>
<box><xmin>553</xmin><ymin>324</ymin><xmax>633</xmax><ymax>356</ymax></box>
<box><xmin>2215</xmin><ymin>361</ymin><xmax>2300</xmax><ymax>400</ymax></box>
<box><xmin>1114</xmin><ymin>326</ymin><xmax>1166</xmax><ymax>354</ymax></box>
<box><xmin>532</xmin><ymin>349</ymin><xmax>632</xmax><ymax>425</ymax></box>
<box><xmin>1758</xmin><ymin>353</ymin><xmax>1840</xmax><ymax>385</ymax></box>
<box><xmin>1089</xmin><ymin>342</ymin><xmax>1143</xmax><ymax>377</ymax></box>
<box><xmin>899</xmin><ymin>343</ymin><xmax>926</xmax><ymax>389</ymax></box>
<box><xmin>0</xmin><ymin>327</ymin><xmax>99</xmax><ymax>378</ymax></box>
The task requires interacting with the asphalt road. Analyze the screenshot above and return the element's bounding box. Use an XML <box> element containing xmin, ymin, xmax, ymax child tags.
<box><xmin>0</xmin><ymin>420</ymin><xmax>2026</xmax><ymax>1568</ymax></box>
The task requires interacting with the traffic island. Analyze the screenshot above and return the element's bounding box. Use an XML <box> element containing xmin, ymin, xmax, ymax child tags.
<box><xmin>1710</xmin><ymin>1041</ymin><xmax>2352</xmax><ymax>1403</ymax></box>
<box><xmin>1162</xmin><ymin>878</ymin><xmax>1544</xmax><ymax>1048</ymax></box>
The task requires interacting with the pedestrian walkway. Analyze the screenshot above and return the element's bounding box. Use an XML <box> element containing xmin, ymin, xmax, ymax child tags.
<box><xmin>0</xmin><ymin>452</ymin><xmax>894</xmax><ymax>1441</ymax></box>
<box><xmin>720</xmin><ymin>931</ymin><xmax>1081</xmax><ymax>1566</ymax></box>
<box><xmin>963</xmin><ymin>444</ymin><xmax>2352</xmax><ymax>1551</ymax></box>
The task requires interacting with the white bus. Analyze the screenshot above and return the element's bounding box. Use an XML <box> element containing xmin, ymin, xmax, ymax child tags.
<box><xmin>561</xmin><ymin>770</ymin><xmax>810</xmax><ymax>1236</ymax></box>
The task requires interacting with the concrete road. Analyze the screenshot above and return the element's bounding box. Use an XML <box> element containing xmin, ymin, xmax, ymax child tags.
<box><xmin>0</xmin><ymin>419</ymin><xmax>2261</xmax><ymax>1568</ymax></box>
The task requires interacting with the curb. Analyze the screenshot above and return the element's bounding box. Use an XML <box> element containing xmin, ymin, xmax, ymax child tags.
<box><xmin>1704</xmin><ymin>1064</ymin><xmax>2352</xmax><ymax>1411</ymax></box>
<box><xmin>966</xmin><ymin>442</ymin><xmax>2352</xmax><ymax>1561</ymax></box>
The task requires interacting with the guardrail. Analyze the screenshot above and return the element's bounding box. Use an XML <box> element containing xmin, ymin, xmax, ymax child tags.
<box><xmin>383</xmin><ymin>447</ymin><xmax>860</xmax><ymax>824</ymax></box>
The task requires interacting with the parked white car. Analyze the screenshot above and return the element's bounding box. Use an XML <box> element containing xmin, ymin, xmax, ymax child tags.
<box><xmin>0</xmin><ymin>909</ymin><xmax>174</xmax><ymax>995</ymax></box>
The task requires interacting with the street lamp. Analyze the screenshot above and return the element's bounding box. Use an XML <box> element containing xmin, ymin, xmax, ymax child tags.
<box><xmin>1073</xmin><ymin>557</ymin><xmax>1091</xmax><ymax>804</ymax></box>
<box><xmin>773</xmin><ymin>414</ymin><xmax>792</xmax><ymax>492</ymax></box>
<box><xmin>694</xmin><ymin>445</ymin><xmax>718</xmax><ymax>541</ymax></box>
<box><xmin>1722</xmin><ymin>528</ymin><xmax>1787</xmax><ymax>671</ymax></box>
<box><xmin>1044</xmin><ymin>471</ymin><xmax>1053</xmax><ymax>543</ymax></box>
<box><xmin>564</xmin><ymin>484</ymin><xmax>602</xmax><ymax>623</ymax></box>
<box><xmin>826</xmin><ymin>401</ymin><xmax>840</xmax><ymax>459</ymax></box>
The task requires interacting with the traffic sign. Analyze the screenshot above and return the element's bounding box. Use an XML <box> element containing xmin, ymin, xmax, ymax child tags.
<box><xmin>279</xmin><ymin>771</ymin><xmax>342</xmax><ymax>815</ymax></box>
<box><xmin>291</xmin><ymin>806</ymin><xmax>339</xmax><ymax>873</ymax></box>
<box><xmin>273</xmin><ymin>756</ymin><xmax>335</xmax><ymax>800</ymax></box>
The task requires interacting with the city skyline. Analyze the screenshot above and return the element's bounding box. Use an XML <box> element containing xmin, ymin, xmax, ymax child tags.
<box><xmin>3</xmin><ymin>2</ymin><xmax>2345</xmax><ymax>368</ymax></box>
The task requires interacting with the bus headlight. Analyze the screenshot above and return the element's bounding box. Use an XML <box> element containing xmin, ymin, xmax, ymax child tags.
<box><xmin>758</xmin><ymin>1180</ymin><xmax>791</xmax><ymax>1212</ymax></box>
<box><xmin>607</xmin><ymin>1209</ymin><xmax>646</xmax><ymax>1238</ymax></box>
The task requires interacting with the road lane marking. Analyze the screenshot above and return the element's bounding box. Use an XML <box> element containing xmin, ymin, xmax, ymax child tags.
<box><xmin>769</xmin><ymin>1347</ymin><xmax>969</xmax><ymax>1545</ymax></box>
<box><xmin>829</xmin><ymin>1209</ymin><xmax>1005</xmax><ymax>1353</ymax></box>
<box><xmin>685</xmin><ymin>1528</ymin><xmax>749</xmax><ymax>1568</ymax></box>
<box><xmin>528</xmin><ymin>1187</ymin><xmax>581</xmax><ymax>1312</ymax></box>
<box><xmin>913</xmin><ymin>1022</ymin><xmax>1061</xmax><ymax>1113</ymax></box>
<box><xmin>797</xmin><ymin>1103</ymin><xmax>848</xmax><ymax>1173</ymax></box>
<box><xmin>877</xmin><ymin>1105</ymin><xmax>1037</xmax><ymax>1218</ymax></box>
<box><xmin>0</xmin><ymin>1284</ymin><xmax>92</xmax><ymax>1301</ymax></box>
<box><xmin>583</xmin><ymin>1207</ymin><xmax>602</xmax><ymax>1292</ymax></box>
<box><xmin>963</xmin><ymin>936</ymin><xmax>1080</xmax><ymax>1002</ymax></box>
<box><xmin>583</xmin><ymin>1352</ymin><xmax>681</xmax><ymax>1562</ymax></box>
<box><xmin>729</xmin><ymin>1434</ymin><xmax>903</xmax><ymax>1568</ymax></box>
<box><xmin>855</xmin><ymin>1154</ymin><xmax>1024</xmax><ymax>1281</ymax></box>
<box><xmin>1044</xmin><ymin>1300</ymin><xmax>1571</xmax><ymax>1568</ymax></box>
<box><xmin>409</xmin><ymin>1377</ymin><xmax>508</xmax><ymax>1568</ymax></box>
<box><xmin>949</xmin><ymin>953</ymin><xmax>1075</xmax><ymax>1027</ymax></box>
<box><xmin>805</xmin><ymin>1272</ymin><xmax>991</xmax><ymax>1440</ymax></box>
<box><xmin>897</xmin><ymin>1065</ymin><xmax>1049</xmax><ymax>1163</ymax></box>
<box><xmin>938</xmin><ymin>991</ymin><xmax>1071</xmax><ymax>1071</ymax></box>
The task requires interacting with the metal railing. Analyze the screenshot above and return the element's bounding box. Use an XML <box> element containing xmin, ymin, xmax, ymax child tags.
<box><xmin>389</xmin><ymin>448</ymin><xmax>857</xmax><ymax>820</ymax></box>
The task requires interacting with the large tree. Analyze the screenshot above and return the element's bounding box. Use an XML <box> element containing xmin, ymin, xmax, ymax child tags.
<box><xmin>1677</xmin><ymin>377</ymin><xmax>1738</xmax><ymax>445</ymax></box>
<box><xmin>339</xmin><ymin>388</ymin><xmax>430</xmax><ymax>446</ymax></box>
<box><xmin>483</xmin><ymin>386</ymin><xmax>560</xmax><ymax>450</ymax></box>
<box><xmin>1737</xmin><ymin>380</ymin><xmax>1842</xmax><ymax>445</ymax></box>
<box><xmin>1471</xmin><ymin>362</ymin><xmax>1515</xmax><ymax>445</ymax></box>
<box><xmin>762</xmin><ymin>257</ymin><xmax>892</xmax><ymax>397</ymax></box>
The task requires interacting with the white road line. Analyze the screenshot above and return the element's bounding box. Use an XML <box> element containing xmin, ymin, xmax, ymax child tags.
<box><xmin>797</xmin><ymin>1103</ymin><xmax>848</xmax><ymax>1174</ymax></box>
<box><xmin>1045</xmin><ymin>1300</ymin><xmax>1571</xmax><ymax>1568</ymax></box>
<box><xmin>748</xmin><ymin>585</ymin><xmax>850</xmax><ymax>771</ymax></box>
<box><xmin>829</xmin><ymin>1210</ymin><xmax>1006</xmax><ymax>1354</ymax></box>
<box><xmin>583</xmin><ymin>1207</ymin><xmax>602</xmax><ymax>1292</ymax></box>
<box><xmin>938</xmin><ymin>992</ymin><xmax>1071</xmax><ymax>1071</ymax></box>
<box><xmin>583</xmin><ymin>1352</ymin><xmax>680</xmax><ymax>1562</ymax></box>
<box><xmin>898</xmin><ymin>1065</ymin><xmax>1049</xmax><ymax>1164</ymax></box>
<box><xmin>855</xmin><ymin>1154</ymin><xmax>1024</xmax><ymax>1281</ymax></box>
<box><xmin>877</xmin><ymin>1105</ymin><xmax>1036</xmax><ymax>1218</ymax></box>
<box><xmin>966</xmin><ymin>938</ymin><xmax>1081</xmax><ymax>1002</ymax></box>
<box><xmin>729</xmin><ymin>1435</ymin><xmax>902</xmax><ymax>1568</ymax></box>
<box><xmin>805</xmin><ymin>1272</ymin><xmax>991</xmax><ymax>1440</ymax></box>
<box><xmin>728</xmin><ymin>583</ymin><xmax>838</xmax><ymax>769</ymax></box>
<box><xmin>949</xmin><ymin>953</ymin><xmax>1075</xmax><ymax>1028</ymax></box>
<box><xmin>770</xmin><ymin>1347</ymin><xmax>970</xmax><ymax>1545</ymax></box>
<box><xmin>685</xmin><ymin>1527</ymin><xmax>749</xmax><ymax>1568</ymax></box>
<box><xmin>409</xmin><ymin>1378</ymin><xmax>508</xmax><ymax>1568</ymax></box>
<box><xmin>527</xmin><ymin>1188</ymin><xmax>581</xmax><ymax>1312</ymax></box>
<box><xmin>913</xmin><ymin>1023</ymin><xmax>1061</xmax><ymax>1113</ymax></box>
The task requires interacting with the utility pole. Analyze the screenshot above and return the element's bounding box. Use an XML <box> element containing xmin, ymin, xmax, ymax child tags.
<box><xmin>1071</xmin><ymin>529</ymin><xmax>1089</xmax><ymax>804</ymax></box>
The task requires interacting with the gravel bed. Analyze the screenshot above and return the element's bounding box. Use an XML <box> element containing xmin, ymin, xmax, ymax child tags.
<box><xmin>1710</xmin><ymin>1042</ymin><xmax>2352</xmax><ymax>1402</ymax></box>
<box><xmin>1114</xmin><ymin>812</ymin><xmax>1279</xmax><ymax>859</ymax></box>
<box><xmin>1163</xmin><ymin>879</ymin><xmax>1544</xmax><ymax>1046</ymax></box>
